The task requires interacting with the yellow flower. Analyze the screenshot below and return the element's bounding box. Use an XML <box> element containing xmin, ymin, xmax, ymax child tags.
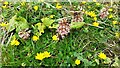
<box><xmin>115</xmin><ymin>32</ymin><xmax>119</xmax><ymax>38</ymax></box>
<box><xmin>112</xmin><ymin>21</ymin><xmax>117</xmax><ymax>25</ymax></box>
<box><xmin>35</xmin><ymin>53</ymin><xmax>45</xmax><ymax>60</ymax></box>
<box><xmin>98</xmin><ymin>52</ymin><xmax>107</xmax><ymax>59</ymax></box>
<box><xmin>2</xmin><ymin>5</ymin><xmax>7</xmax><ymax>9</ymax></box>
<box><xmin>96</xmin><ymin>3</ymin><xmax>100</xmax><ymax>6</ymax></box>
<box><xmin>56</xmin><ymin>3</ymin><xmax>62</xmax><ymax>9</ymax></box>
<box><xmin>108</xmin><ymin>14</ymin><xmax>113</xmax><ymax>18</ymax></box>
<box><xmin>43</xmin><ymin>51</ymin><xmax>51</xmax><ymax>58</ymax></box>
<box><xmin>32</xmin><ymin>36</ymin><xmax>39</xmax><ymax>41</ymax></box>
<box><xmin>93</xmin><ymin>22</ymin><xmax>99</xmax><ymax>27</ymax></box>
<box><xmin>52</xmin><ymin>35</ymin><xmax>58</xmax><ymax>40</ymax></box>
<box><xmin>21</xmin><ymin>2</ymin><xmax>25</xmax><ymax>6</ymax></box>
<box><xmin>108</xmin><ymin>8</ymin><xmax>113</xmax><ymax>12</ymax></box>
<box><xmin>50</xmin><ymin>15</ymin><xmax>55</xmax><ymax>18</ymax></box>
<box><xmin>11</xmin><ymin>39</ymin><xmax>20</xmax><ymax>46</ymax></box>
<box><xmin>33</xmin><ymin>6</ymin><xmax>38</xmax><ymax>11</ymax></box>
<box><xmin>4</xmin><ymin>1</ymin><xmax>8</xmax><ymax>5</ymax></box>
<box><xmin>75</xmin><ymin>59</ymin><xmax>80</xmax><ymax>65</ymax></box>
<box><xmin>82</xmin><ymin>1</ymin><xmax>86</xmax><ymax>4</ymax></box>
<box><xmin>94</xmin><ymin>17</ymin><xmax>97</xmax><ymax>21</ymax></box>
<box><xmin>0</xmin><ymin>22</ymin><xmax>8</xmax><ymax>27</ymax></box>
<box><xmin>88</xmin><ymin>11</ymin><xmax>96</xmax><ymax>17</ymax></box>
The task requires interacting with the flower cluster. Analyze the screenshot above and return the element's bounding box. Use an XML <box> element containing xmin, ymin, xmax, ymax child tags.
<box><xmin>35</xmin><ymin>51</ymin><xmax>51</xmax><ymax>60</ymax></box>
<box><xmin>57</xmin><ymin>18</ymin><xmax>70</xmax><ymax>39</ymax></box>
<box><xmin>86</xmin><ymin>11</ymin><xmax>96</xmax><ymax>17</ymax></box>
<box><xmin>71</xmin><ymin>11</ymin><xmax>84</xmax><ymax>22</ymax></box>
<box><xmin>99</xmin><ymin>7</ymin><xmax>109</xmax><ymax>19</ymax></box>
<box><xmin>18</xmin><ymin>28</ymin><xmax>31</xmax><ymax>40</ymax></box>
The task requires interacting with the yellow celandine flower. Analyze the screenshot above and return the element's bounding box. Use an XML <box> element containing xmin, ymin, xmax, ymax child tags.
<box><xmin>98</xmin><ymin>52</ymin><xmax>107</xmax><ymax>59</ymax></box>
<box><xmin>0</xmin><ymin>22</ymin><xmax>8</xmax><ymax>27</ymax></box>
<box><xmin>88</xmin><ymin>11</ymin><xmax>96</xmax><ymax>17</ymax></box>
<box><xmin>11</xmin><ymin>39</ymin><xmax>20</xmax><ymax>46</ymax></box>
<box><xmin>35</xmin><ymin>51</ymin><xmax>51</xmax><ymax>60</ymax></box>
<box><xmin>112</xmin><ymin>21</ymin><xmax>117</xmax><ymax>25</ymax></box>
<box><xmin>4</xmin><ymin>1</ymin><xmax>8</xmax><ymax>5</ymax></box>
<box><xmin>75</xmin><ymin>59</ymin><xmax>81</xmax><ymax>65</ymax></box>
<box><xmin>93</xmin><ymin>22</ymin><xmax>99</xmax><ymax>27</ymax></box>
<box><xmin>43</xmin><ymin>51</ymin><xmax>51</xmax><ymax>58</ymax></box>
<box><xmin>21</xmin><ymin>2</ymin><xmax>25</xmax><ymax>6</ymax></box>
<box><xmin>32</xmin><ymin>36</ymin><xmax>39</xmax><ymax>41</ymax></box>
<box><xmin>34</xmin><ymin>6</ymin><xmax>38</xmax><ymax>11</ymax></box>
<box><xmin>115</xmin><ymin>32</ymin><xmax>119</xmax><ymax>38</ymax></box>
<box><xmin>108</xmin><ymin>8</ymin><xmax>113</xmax><ymax>12</ymax></box>
<box><xmin>108</xmin><ymin>14</ymin><xmax>113</xmax><ymax>18</ymax></box>
<box><xmin>82</xmin><ymin>1</ymin><xmax>86</xmax><ymax>4</ymax></box>
<box><xmin>94</xmin><ymin>17</ymin><xmax>97</xmax><ymax>21</ymax></box>
<box><xmin>56</xmin><ymin>3</ymin><xmax>62</xmax><ymax>9</ymax></box>
<box><xmin>35</xmin><ymin>53</ymin><xmax>45</xmax><ymax>60</ymax></box>
<box><xmin>2</xmin><ymin>5</ymin><xmax>7</xmax><ymax>9</ymax></box>
<box><xmin>96</xmin><ymin>3</ymin><xmax>100</xmax><ymax>6</ymax></box>
<box><xmin>50</xmin><ymin>15</ymin><xmax>55</xmax><ymax>18</ymax></box>
<box><xmin>52</xmin><ymin>35</ymin><xmax>58</xmax><ymax>40</ymax></box>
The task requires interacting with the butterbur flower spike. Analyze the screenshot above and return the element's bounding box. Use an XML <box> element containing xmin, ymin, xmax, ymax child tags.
<box><xmin>99</xmin><ymin>7</ymin><xmax>109</xmax><ymax>19</ymax></box>
<box><xmin>18</xmin><ymin>28</ymin><xmax>31</xmax><ymax>40</ymax></box>
<box><xmin>57</xmin><ymin>18</ymin><xmax>70</xmax><ymax>39</ymax></box>
<box><xmin>70</xmin><ymin>11</ymin><xmax>84</xmax><ymax>22</ymax></box>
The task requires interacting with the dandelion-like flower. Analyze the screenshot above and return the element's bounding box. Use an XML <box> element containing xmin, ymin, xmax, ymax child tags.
<box><xmin>108</xmin><ymin>14</ymin><xmax>113</xmax><ymax>18</ymax></box>
<box><xmin>52</xmin><ymin>35</ymin><xmax>59</xmax><ymax>41</ymax></box>
<box><xmin>11</xmin><ymin>38</ymin><xmax>20</xmax><ymax>46</ymax></box>
<box><xmin>33</xmin><ymin>6</ymin><xmax>38</xmax><ymax>11</ymax></box>
<box><xmin>112</xmin><ymin>21</ymin><xmax>117</xmax><ymax>25</ymax></box>
<box><xmin>4</xmin><ymin>1</ymin><xmax>8</xmax><ymax>5</ymax></box>
<box><xmin>75</xmin><ymin>59</ymin><xmax>81</xmax><ymax>65</ymax></box>
<box><xmin>32</xmin><ymin>36</ymin><xmax>39</xmax><ymax>41</ymax></box>
<box><xmin>35</xmin><ymin>51</ymin><xmax>51</xmax><ymax>60</ymax></box>
<box><xmin>0</xmin><ymin>22</ymin><xmax>8</xmax><ymax>27</ymax></box>
<box><xmin>35</xmin><ymin>53</ymin><xmax>45</xmax><ymax>60</ymax></box>
<box><xmin>43</xmin><ymin>51</ymin><xmax>51</xmax><ymax>58</ymax></box>
<box><xmin>98</xmin><ymin>52</ymin><xmax>107</xmax><ymax>59</ymax></box>
<box><xmin>56</xmin><ymin>3</ymin><xmax>62</xmax><ymax>9</ymax></box>
<box><xmin>93</xmin><ymin>22</ymin><xmax>99</xmax><ymax>27</ymax></box>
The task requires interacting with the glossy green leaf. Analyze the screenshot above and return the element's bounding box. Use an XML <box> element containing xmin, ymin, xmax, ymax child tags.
<box><xmin>70</xmin><ymin>22</ymin><xmax>85</xmax><ymax>29</ymax></box>
<box><xmin>41</xmin><ymin>17</ymin><xmax>55</xmax><ymax>27</ymax></box>
<box><xmin>9</xmin><ymin>15</ymin><xmax>29</xmax><ymax>32</ymax></box>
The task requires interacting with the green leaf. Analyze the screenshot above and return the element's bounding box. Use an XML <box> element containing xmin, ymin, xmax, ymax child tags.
<box><xmin>35</xmin><ymin>23</ymin><xmax>46</xmax><ymax>36</ymax></box>
<box><xmin>9</xmin><ymin>15</ymin><xmax>29</xmax><ymax>32</ymax></box>
<box><xmin>70</xmin><ymin>22</ymin><xmax>85</xmax><ymax>29</ymax></box>
<box><xmin>41</xmin><ymin>17</ymin><xmax>55</xmax><ymax>27</ymax></box>
<box><xmin>48</xmin><ymin>24</ymin><xmax>59</xmax><ymax>29</ymax></box>
<box><xmin>112</xmin><ymin>57</ymin><xmax>120</xmax><ymax>68</ymax></box>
